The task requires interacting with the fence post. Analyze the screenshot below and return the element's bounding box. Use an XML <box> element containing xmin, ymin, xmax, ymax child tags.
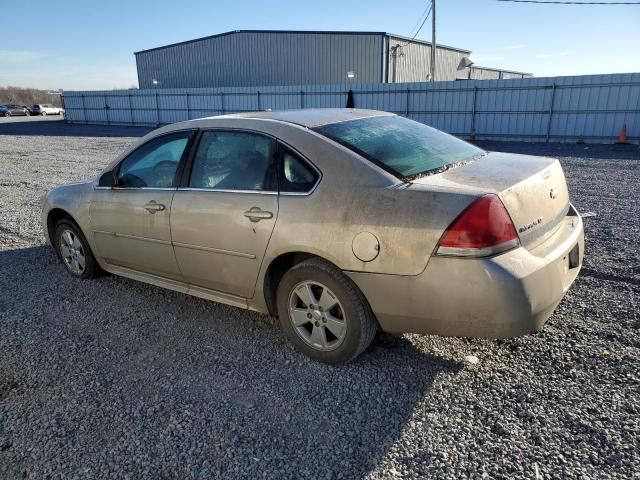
<box><xmin>220</xmin><ymin>92</ymin><xmax>225</xmax><ymax>114</ymax></box>
<box><xmin>81</xmin><ymin>95</ymin><xmax>87</xmax><ymax>124</ymax></box>
<box><xmin>61</xmin><ymin>94</ymin><xmax>68</xmax><ymax>124</ymax></box>
<box><xmin>186</xmin><ymin>93</ymin><xmax>191</xmax><ymax>120</ymax></box>
<box><xmin>104</xmin><ymin>95</ymin><xmax>110</xmax><ymax>126</ymax></box>
<box><xmin>257</xmin><ymin>91</ymin><xmax>261</xmax><ymax>111</ymax></box>
<box><xmin>546</xmin><ymin>83</ymin><xmax>556</xmax><ymax>143</ymax></box>
<box><xmin>470</xmin><ymin>86</ymin><xmax>478</xmax><ymax>140</ymax></box>
<box><xmin>300</xmin><ymin>90</ymin><xmax>304</xmax><ymax>109</ymax></box>
<box><xmin>155</xmin><ymin>93</ymin><xmax>160</xmax><ymax>126</ymax></box>
<box><xmin>128</xmin><ymin>93</ymin><xmax>134</xmax><ymax>125</ymax></box>
<box><xmin>405</xmin><ymin>88</ymin><xmax>410</xmax><ymax>117</ymax></box>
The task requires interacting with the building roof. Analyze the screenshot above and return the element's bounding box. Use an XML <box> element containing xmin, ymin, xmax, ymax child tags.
<box><xmin>471</xmin><ymin>65</ymin><xmax>533</xmax><ymax>76</ymax></box>
<box><xmin>134</xmin><ymin>29</ymin><xmax>471</xmax><ymax>55</ymax></box>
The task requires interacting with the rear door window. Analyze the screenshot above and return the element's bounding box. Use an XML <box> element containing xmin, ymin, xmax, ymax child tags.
<box><xmin>189</xmin><ymin>131</ymin><xmax>276</xmax><ymax>191</ymax></box>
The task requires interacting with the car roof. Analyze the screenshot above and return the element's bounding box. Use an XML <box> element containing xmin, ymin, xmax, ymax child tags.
<box><xmin>215</xmin><ymin>108</ymin><xmax>394</xmax><ymax>128</ymax></box>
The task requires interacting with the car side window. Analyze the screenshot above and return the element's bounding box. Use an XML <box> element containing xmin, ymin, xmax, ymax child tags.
<box><xmin>278</xmin><ymin>147</ymin><xmax>319</xmax><ymax>193</ymax></box>
<box><xmin>117</xmin><ymin>132</ymin><xmax>192</xmax><ymax>188</ymax></box>
<box><xmin>189</xmin><ymin>131</ymin><xmax>276</xmax><ymax>191</ymax></box>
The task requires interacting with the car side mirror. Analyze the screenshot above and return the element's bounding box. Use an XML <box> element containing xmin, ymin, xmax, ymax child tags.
<box><xmin>98</xmin><ymin>170</ymin><xmax>117</xmax><ymax>188</ymax></box>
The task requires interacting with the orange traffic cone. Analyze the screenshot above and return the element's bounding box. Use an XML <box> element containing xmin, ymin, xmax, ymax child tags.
<box><xmin>617</xmin><ymin>124</ymin><xmax>628</xmax><ymax>144</ymax></box>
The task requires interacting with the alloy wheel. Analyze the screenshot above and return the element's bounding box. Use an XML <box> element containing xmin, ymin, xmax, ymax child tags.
<box><xmin>59</xmin><ymin>229</ymin><xmax>86</xmax><ymax>275</ymax></box>
<box><xmin>288</xmin><ymin>281</ymin><xmax>347</xmax><ymax>351</ymax></box>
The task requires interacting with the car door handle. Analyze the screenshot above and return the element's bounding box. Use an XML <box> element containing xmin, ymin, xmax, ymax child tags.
<box><xmin>144</xmin><ymin>201</ymin><xmax>166</xmax><ymax>214</ymax></box>
<box><xmin>243</xmin><ymin>207</ymin><xmax>273</xmax><ymax>222</ymax></box>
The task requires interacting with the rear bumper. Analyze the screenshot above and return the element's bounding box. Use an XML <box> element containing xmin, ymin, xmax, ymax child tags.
<box><xmin>347</xmin><ymin>205</ymin><xmax>584</xmax><ymax>338</ymax></box>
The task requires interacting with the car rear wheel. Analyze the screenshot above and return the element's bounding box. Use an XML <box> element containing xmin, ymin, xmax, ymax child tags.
<box><xmin>276</xmin><ymin>258</ymin><xmax>377</xmax><ymax>364</ymax></box>
<box><xmin>53</xmin><ymin>219</ymin><xmax>100</xmax><ymax>279</ymax></box>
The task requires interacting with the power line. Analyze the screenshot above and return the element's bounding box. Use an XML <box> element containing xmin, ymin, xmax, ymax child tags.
<box><xmin>411</xmin><ymin>4</ymin><xmax>433</xmax><ymax>40</ymax></box>
<box><xmin>398</xmin><ymin>2</ymin><xmax>432</xmax><ymax>47</ymax></box>
<box><xmin>408</xmin><ymin>3</ymin><xmax>432</xmax><ymax>37</ymax></box>
<box><xmin>497</xmin><ymin>0</ymin><xmax>640</xmax><ymax>4</ymax></box>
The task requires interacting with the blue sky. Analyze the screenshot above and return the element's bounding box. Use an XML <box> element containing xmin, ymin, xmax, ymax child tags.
<box><xmin>1</xmin><ymin>0</ymin><xmax>638</xmax><ymax>90</ymax></box>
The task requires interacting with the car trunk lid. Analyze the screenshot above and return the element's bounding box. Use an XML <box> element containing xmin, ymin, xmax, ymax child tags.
<box><xmin>411</xmin><ymin>152</ymin><xmax>570</xmax><ymax>248</ymax></box>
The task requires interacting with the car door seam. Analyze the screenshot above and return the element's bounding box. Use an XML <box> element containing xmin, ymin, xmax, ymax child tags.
<box><xmin>167</xmin><ymin>190</ymin><xmax>187</xmax><ymax>280</ymax></box>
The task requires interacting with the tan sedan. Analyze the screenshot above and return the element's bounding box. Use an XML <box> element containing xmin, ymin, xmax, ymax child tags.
<box><xmin>42</xmin><ymin>109</ymin><xmax>584</xmax><ymax>364</ymax></box>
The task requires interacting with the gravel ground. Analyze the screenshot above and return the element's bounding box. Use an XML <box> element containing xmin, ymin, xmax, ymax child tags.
<box><xmin>0</xmin><ymin>119</ymin><xmax>638</xmax><ymax>479</ymax></box>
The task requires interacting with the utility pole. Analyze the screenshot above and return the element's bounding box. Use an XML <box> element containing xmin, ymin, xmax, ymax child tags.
<box><xmin>390</xmin><ymin>44</ymin><xmax>403</xmax><ymax>83</ymax></box>
<box><xmin>430</xmin><ymin>0</ymin><xmax>436</xmax><ymax>82</ymax></box>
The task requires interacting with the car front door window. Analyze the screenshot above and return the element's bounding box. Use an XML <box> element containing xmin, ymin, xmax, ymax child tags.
<box><xmin>117</xmin><ymin>132</ymin><xmax>192</xmax><ymax>188</ymax></box>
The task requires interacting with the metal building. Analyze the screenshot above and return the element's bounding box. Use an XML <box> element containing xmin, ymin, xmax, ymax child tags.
<box><xmin>135</xmin><ymin>30</ymin><xmax>531</xmax><ymax>89</ymax></box>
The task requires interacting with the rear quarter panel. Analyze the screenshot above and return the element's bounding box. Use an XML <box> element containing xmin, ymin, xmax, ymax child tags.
<box><xmin>241</xmin><ymin>121</ymin><xmax>480</xmax><ymax>278</ymax></box>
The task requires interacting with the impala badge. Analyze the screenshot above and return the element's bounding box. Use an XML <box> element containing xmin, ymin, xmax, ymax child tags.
<box><xmin>519</xmin><ymin>217</ymin><xmax>543</xmax><ymax>233</ymax></box>
<box><xmin>549</xmin><ymin>188</ymin><xmax>558</xmax><ymax>199</ymax></box>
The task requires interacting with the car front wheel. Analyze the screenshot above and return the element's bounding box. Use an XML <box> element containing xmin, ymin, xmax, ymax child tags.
<box><xmin>41</xmin><ymin>111</ymin><xmax>47</xmax><ymax>116</ymax></box>
<box><xmin>53</xmin><ymin>219</ymin><xmax>100</xmax><ymax>279</ymax></box>
<box><xmin>276</xmin><ymin>258</ymin><xmax>377</xmax><ymax>364</ymax></box>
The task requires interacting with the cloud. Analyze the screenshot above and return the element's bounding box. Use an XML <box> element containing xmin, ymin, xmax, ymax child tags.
<box><xmin>502</xmin><ymin>44</ymin><xmax>527</xmax><ymax>51</ymax></box>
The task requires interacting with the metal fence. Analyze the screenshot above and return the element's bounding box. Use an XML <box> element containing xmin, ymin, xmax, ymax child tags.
<box><xmin>62</xmin><ymin>73</ymin><xmax>640</xmax><ymax>143</ymax></box>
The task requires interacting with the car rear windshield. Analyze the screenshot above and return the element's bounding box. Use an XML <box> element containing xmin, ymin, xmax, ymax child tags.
<box><xmin>314</xmin><ymin>115</ymin><xmax>484</xmax><ymax>180</ymax></box>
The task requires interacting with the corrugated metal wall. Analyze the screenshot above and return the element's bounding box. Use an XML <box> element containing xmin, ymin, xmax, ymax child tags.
<box><xmin>135</xmin><ymin>31</ymin><xmax>384</xmax><ymax>89</ymax></box>
<box><xmin>62</xmin><ymin>73</ymin><xmax>640</xmax><ymax>143</ymax></box>
<box><xmin>135</xmin><ymin>31</ymin><xmax>530</xmax><ymax>87</ymax></box>
<box><xmin>464</xmin><ymin>68</ymin><xmax>529</xmax><ymax>80</ymax></box>
<box><xmin>501</xmin><ymin>71</ymin><xmax>528</xmax><ymax>80</ymax></box>
<box><xmin>470</xmin><ymin>68</ymin><xmax>501</xmax><ymax>80</ymax></box>
<box><xmin>385</xmin><ymin>36</ymin><xmax>470</xmax><ymax>82</ymax></box>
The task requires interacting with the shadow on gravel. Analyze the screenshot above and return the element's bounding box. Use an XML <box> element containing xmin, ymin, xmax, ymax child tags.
<box><xmin>0</xmin><ymin>119</ymin><xmax>152</xmax><ymax>138</ymax></box>
<box><xmin>0</xmin><ymin>245</ymin><xmax>463</xmax><ymax>479</ymax></box>
<box><xmin>477</xmin><ymin>140</ymin><xmax>640</xmax><ymax>161</ymax></box>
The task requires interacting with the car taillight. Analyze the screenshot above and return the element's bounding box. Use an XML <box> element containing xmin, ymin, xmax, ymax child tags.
<box><xmin>435</xmin><ymin>194</ymin><xmax>520</xmax><ymax>257</ymax></box>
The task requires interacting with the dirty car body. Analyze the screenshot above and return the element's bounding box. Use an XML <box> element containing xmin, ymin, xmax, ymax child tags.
<box><xmin>42</xmin><ymin>109</ymin><xmax>584</xmax><ymax>362</ymax></box>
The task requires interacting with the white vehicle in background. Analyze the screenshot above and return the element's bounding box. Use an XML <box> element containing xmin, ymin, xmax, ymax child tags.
<box><xmin>32</xmin><ymin>104</ymin><xmax>64</xmax><ymax>116</ymax></box>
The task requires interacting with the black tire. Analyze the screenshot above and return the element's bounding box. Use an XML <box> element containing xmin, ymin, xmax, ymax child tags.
<box><xmin>5</xmin><ymin>112</ymin><xmax>10</xmax><ymax>117</ymax></box>
<box><xmin>53</xmin><ymin>219</ymin><xmax>101</xmax><ymax>279</ymax></box>
<box><xmin>276</xmin><ymin>257</ymin><xmax>377</xmax><ymax>364</ymax></box>
<box><xmin>41</xmin><ymin>111</ymin><xmax>47</xmax><ymax>116</ymax></box>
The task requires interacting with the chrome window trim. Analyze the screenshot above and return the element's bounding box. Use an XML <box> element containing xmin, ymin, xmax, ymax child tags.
<box><xmin>93</xmin><ymin>186</ymin><xmax>177</xmax><ymax>191</ymax></box>
<box><xmin>280</xmin><ymin>190</ymin><xmax>318</xmax><ymax>197</ymax></box>
<box><xmin>176</xmin><ymin>188</ymin><xmax>278</xmax><ymax>195</ymax></box>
